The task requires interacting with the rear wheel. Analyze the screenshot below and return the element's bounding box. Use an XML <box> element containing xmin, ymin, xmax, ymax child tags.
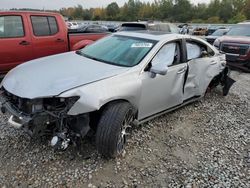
<box><xmin>96</xmin><ymin>101</ymin><xmax>134</xmax><ymax>158</ymax></box>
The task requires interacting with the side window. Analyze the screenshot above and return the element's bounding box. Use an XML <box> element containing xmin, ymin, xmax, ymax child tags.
<box><xmin>186</xmin><ymin>41</ymin><xmax>215</xmax><ymax>60</ymax></box>
<box><xmin>186</xmin><ymin>42</ymin><xmax>201</xmax><ymax>60</ymax></box>
<box><xmin>31</xmin><ymin>16</ymin><xmax>58</xmax><ymax>36</ymax></box>
<box><xmin>48</xmin><ymin>17</ymin><xmax>58</xmax><ymax>35</ymax></box>
<box><xmin>159</xmin><ymin>24</ymin><xmax>170</xmax><ymax>32</ymax></box>
<box><xmin>0</xmin><ymin>16</ymin><xmax>24</xmax><ymax>38</ymax></box>
<box><xmin>152</xmin><ymin>42</ymin><xmax>181</xmax><ymax>67</ymax></box>
<box><xmin>149</xmin><ymin>24</ymin><xmax>159</xmax><ymax>31</ymax></box>
<box><xmin>170</xmin><ymin>25</ymin><xmax>180</xmax><ymax>33</ymax></box>
<box><xmin>207</xmin><ymin>46</ymin><xmax>215</xmax><ymax>56</ymax></box>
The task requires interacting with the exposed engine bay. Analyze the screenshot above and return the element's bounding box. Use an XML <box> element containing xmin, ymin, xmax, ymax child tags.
<box><xmin>0</xmin><ymin>88</ymin><xmax>90</xmax><ymax>150</ymax></box>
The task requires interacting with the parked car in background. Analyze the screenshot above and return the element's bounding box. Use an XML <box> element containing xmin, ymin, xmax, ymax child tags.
<box><xmin>106</xmin><ymin>24</ymin><xmax>120</xmax><ymax>32</ymax></box>
<box><xmin>214</xmin><ymin>23</ymin><xmax>250</xmax><ymax>72</ymax></box>
<box><xmin>205</xmin><ymin>28</ymin><xmax>229</xmax><ymax>44</ymax></box>
<box><xmin>0</xmin><ymin>31</ymin><xmax>234</xmax><ymax>158</ymax></box>
<box><xmin>179</xmin><ymin>24</ymin><xmax>189</xmax><ymax>34</ymax></box>
<box><xmin>193</xmin><ymin>27</ymin><xmax>207</xmax><ymax>35</ymax></box>
<box><xmin>119</xmin><ymin>22</ymin><xmax>180</xmax><ymax>33</ymax></box>
<box><xmin>205</xmin><ymin>26</ymin><xmax>226</xmax><ymax>36</ymax></box>
<box><xmin>66</xmin><ymin>21</ymin><xmax>79</xmax><ymax>29</ymax></box>
<box><xmin>68</xmin><ymin>24</ymin><xmax>109</xmax><ymax>33</ymax></box>
<box><xmin>0</xmin><ymin>11</ymin><xmax>109</xmax><ymax>74</ymax></box>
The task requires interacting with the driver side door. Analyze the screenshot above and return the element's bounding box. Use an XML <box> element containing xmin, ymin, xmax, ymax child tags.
<box><xmin>138</xmin><ymin>40</ymin><xmax>187</xmax><ymax>120</ymax></box>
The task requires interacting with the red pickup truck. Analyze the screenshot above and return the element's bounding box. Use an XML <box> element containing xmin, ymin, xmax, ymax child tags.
<box><xmin>0</xmin><ymin>11</ymin><xmax>109</xmax><ymax>74</ymax></box>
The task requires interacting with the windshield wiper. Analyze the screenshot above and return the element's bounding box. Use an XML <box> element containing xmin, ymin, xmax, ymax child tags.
<box><xmin>76</xmin><ymin>51</ymin><xmax>99</xmax><ymax>61</ymax></box>
<box><xmin>81</xmin><ymin>53</ymin><xmax>104</xmax><ymax>62</ymax></box>
<box><xmin>77</xmin><ymin>52</ymin><xmax>117</xmax><ymax>65</ymax></box>
<box><xmin>75</xmin><ymin>50</ymin><xmax>83</xmax><ymax>55</ymax></box>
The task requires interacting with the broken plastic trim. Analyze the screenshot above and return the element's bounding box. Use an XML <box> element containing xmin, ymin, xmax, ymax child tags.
<box><xmin>221</xmin><ymin>67</ymin><xmax>236</xmax><ymax>96</ymax></box>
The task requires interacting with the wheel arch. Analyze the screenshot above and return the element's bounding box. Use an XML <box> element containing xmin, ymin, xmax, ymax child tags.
<box><xmin>89</xmin><ymin>98</ymin><xmax>138</xmax><ymax>131</ymax></box>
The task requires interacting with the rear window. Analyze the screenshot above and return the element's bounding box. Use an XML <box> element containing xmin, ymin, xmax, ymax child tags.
<box><xmin>31</xmin><ymin>16</ymin><xmax>58</xmax><ymax>36</ymax></box>
<box><xmin>0</xmin><ymin>16</ymin><xmax>24</xmax><ymax>38</ymax></box>
<box><xmin>120</xmin><ymin>23</ymin><xmax>147</xmax><ymax>31</ymax></box>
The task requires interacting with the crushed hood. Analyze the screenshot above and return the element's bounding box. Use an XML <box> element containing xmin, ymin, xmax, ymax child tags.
<box><xmin>1</xmin><ymin>52</ymin><xmax>129</xmax><ymax>99</ymax></box>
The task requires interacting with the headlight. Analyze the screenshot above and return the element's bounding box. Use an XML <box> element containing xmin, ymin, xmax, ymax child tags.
<box><xmin>44</xmin><ymin>96</ymin><xmax>80</xmax><ymax>112</ymax></box>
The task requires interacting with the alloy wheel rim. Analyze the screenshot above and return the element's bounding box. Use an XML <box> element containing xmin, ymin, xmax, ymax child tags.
<box><xmin>117</xmin><ymin>109</ymin><xmax>133</xmax><ymax>154</ymax></box>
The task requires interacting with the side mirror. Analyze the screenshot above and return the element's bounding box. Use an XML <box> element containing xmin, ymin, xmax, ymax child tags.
<box><xmin>150</xmin><ymin>63</ymin><xmax>168</xmax><ymax>78</ymax></box>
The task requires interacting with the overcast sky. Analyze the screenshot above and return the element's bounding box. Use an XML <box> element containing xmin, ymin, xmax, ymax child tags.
<box><xmin>0</xmin><ymin>0</ymin><xmax>209</xmax><ymax>10</ymax></box>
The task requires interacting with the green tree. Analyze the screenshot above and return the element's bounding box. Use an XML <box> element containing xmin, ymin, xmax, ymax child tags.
<box><xmin>82</xmin><ymin>9</ymin><xmax>92</xmax><ymax>20</ymax></box>
<box><xmin>56</xmin><ymin>0</ymin><xmax>248</xmax><ymax>23</ymax></box>
<box><xmin>192</xmin><ymin>3</ymin><xmax>208</xmax><ymax>21</ymax></box>
<box><xmin>158</xmin><ymin>0</ymin><xmax>174</xmax><ymax>20</ymax></box>
<box><xmin>228</xmin><ymin>12</ymin><xmax>247</xmax><ymax>23</ymax></box>
<box><xmin>206</xmin><ymin>0</ymin><xmax>221</xmax><ymax>19</ymax></box>
<box><xmin>244</xmin><ymin>0</ymin><xmax>250</xmax><ymax>19</ymax></box>
<box><xmin>106</xmin><ymin>2</ymin><xmax>120</xmax><ymax>20</ymax></box>
<box><xmin>172</xmin><ymin>0</ymin><xmax>193</xmax><ymax>22</ymax></box>
<box><xmin>218</xmin><ymin>0</ymin><xmax>234</xmax><ymax>22</ymax></box>
<box><xmin>120</xmin><ymin>2</ymin><xmax>129</xmax><ymax>21</ymax></box>
<box><xmin>72</xmin><ymin>4</ymin><xmax>83</xmax><ymax>19</ymax></box>
<box><xmin>207</xmin><ymin>16</ymin><xmax>222</xmax><ymax>23</ymax></box>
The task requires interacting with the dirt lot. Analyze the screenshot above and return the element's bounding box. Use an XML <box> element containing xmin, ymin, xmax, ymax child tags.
<box><xmin>0</xmin><ymin>70</ymin><xmax>249</xmax><ymax>188</ymax></box>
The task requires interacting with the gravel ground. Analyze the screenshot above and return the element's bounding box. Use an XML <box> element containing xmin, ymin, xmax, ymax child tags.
<box><xmin>0</xmin><ymin>70</ymin><xmax>249</xmax><ymax>188</ymax></box>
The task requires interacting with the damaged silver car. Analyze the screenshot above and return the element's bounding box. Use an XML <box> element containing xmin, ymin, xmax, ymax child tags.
<box><xmin>0</xmin><ymin>31</ymin><xmax>234</xmax><ymax>158</ymax></box>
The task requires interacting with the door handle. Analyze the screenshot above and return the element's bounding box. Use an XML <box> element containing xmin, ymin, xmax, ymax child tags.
<box><xmin>210</xmin><ymin>60</ymin><xmax>217</xmax><ymax>65</ymax></box>
<box><xmin>177</xmin><ymin>68</ymin><xmax>186</xmax><ymax>74</ymax></box>
<box><xmin>56</xmin><ymin>38</ymin><xmax>64</xmax><ymax>42</ymax></box>
<box><xmin>19</xmin><ymin>41</ymin><xmax>30</xmax><ymax>45</ymax></box>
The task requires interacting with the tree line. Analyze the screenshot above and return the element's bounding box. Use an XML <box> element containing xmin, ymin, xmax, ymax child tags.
<box><xmin>10</xmin><ymin>0</ymin><xmax>250</xmax><ymax>23</ymax></box>
<box><xmin>59</xmin><ymin>0</ymin><xmax>250</xmax><ymax>23</ymax></box>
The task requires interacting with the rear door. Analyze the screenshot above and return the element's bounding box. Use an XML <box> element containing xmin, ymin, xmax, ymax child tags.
<box><xmin>183</xmin><ymin>40</ymin><xmax>222</xmax><ymax>101</ymax></box>
<box><xmin>0</xmin><ymin>14</ymin><xmax>33</xmax><ymax>73</ymax></box>
<box><xmin>29</xmin><ymin>14</ymin><xmax>68</xmax><ymax>59</ymax></box>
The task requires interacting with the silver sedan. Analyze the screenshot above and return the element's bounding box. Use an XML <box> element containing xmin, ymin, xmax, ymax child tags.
<box><xmin>0</xmin><ymin>31</ymin><xmax>234</xmax><ymax>158</ymax></box>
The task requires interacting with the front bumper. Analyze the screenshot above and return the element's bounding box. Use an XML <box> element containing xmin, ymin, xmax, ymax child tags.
<box><xmin>225</xmin><ymin>53</ymin><xmax>250</xmax><ymax>72</ymax></box>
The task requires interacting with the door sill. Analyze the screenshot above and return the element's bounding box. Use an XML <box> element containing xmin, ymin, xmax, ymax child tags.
<box><xmin>134</xmin><ymin>95</ymin><xmax>202</xmax><ymax>125</ymax></box>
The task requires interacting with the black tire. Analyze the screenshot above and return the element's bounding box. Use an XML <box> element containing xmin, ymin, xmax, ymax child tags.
<box><xmin>96</xmin><ymin>101</ymin><xmax>134</xmax><ymax>158</ymax></box>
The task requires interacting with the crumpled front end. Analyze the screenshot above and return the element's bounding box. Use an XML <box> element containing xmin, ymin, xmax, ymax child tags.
<box><xmin>0</xmin><ymin>87</ymin><xmax>90</xmax><ymax>150</ymax></box>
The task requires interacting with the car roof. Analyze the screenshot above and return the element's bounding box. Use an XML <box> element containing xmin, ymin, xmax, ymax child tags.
<box><xmin>237</xmin><ymin>22</ymin><xmax>250</xmax><ymax>25</ymax></box>
<box><xmin>121</xmin><ymin>22</ymin><xmax>148</xmax><ymax>25</ymax></box>
<box><xmin>121</xmin><ymin>22</ymin><xmax>177</xmax><ymax>27</ymax></box>
<box><xmin>115</xmin><ymin>31</ymin><xmax>191</xmax><ymax>41</ymax></box>
<box><xmin>0</xmin><ymin>10</ymin><xmax>60</xmax><ymax>16</ymax></box>
<box><xmin>216</xmin><ymin>28</ymin><xmax>229</xmax><ymax>31</ymax></box>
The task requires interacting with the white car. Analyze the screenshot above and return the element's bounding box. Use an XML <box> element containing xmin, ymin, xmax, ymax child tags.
<box><xmin>67</xmin><ymin>21</ymin><xmax>79</xmax><ymax>29</ymax></box>
<box><xmin>0</xmin><ymin>32</ymin><xmax>234</xmax><ymax>158</ymax></box>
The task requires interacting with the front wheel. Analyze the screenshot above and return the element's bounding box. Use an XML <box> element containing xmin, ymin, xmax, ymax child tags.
<box><xmin>96</xmin><ymin>101</ymin><xmax>135</xmax><ymax>158</ymax></box>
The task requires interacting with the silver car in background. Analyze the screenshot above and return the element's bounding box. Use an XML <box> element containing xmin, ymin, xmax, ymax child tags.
<box><xmin>0</xmin><ymin>31</ymin><xmax>234</xmax><ymax>158</ymax></box>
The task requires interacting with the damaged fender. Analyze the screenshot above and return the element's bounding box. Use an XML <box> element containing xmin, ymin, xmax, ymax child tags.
<box><xmin>59</xmin><ymin>71</ymin><xmax>141</xmax><ymax>115</ymax></box>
